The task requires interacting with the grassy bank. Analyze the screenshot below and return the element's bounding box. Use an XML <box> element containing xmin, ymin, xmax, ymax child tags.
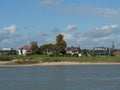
<box><xmin>0</xmin><ymin>55</ymin><xmax>120</xmax><ymax>64</ymax></box>
<box><xmin>41</xmin><ymin>56</ymin><xmax>120</xmax><ymax>63</ymax></box>
<box><xmin>0</xmin><ymin>55</ymin><xmax>13</xmax><ymax>61</ymax></box>
<box><xmin>14</xmin><ymin>55</ymin><xmax>120</xmax><ymax>64</ymax></box>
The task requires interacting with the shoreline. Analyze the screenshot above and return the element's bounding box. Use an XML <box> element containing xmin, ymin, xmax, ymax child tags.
<box><xmin>0</xmin><ymin>61</ymin><xmax>120</xmax><ymax>67</ymax></box>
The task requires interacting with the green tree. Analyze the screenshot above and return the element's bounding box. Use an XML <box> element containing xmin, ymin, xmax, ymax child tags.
<box><xmin>39</xmin><ymin>44</ymin><xmax>54</xmax><ymax>54</ymax></box>
<box><xmin>82</xmin><ymin>49</ymin><xmax>89</xmax><ymax>56</ymax></box>
<box><xmin>53</xmin><ymin>34</ymin><xmax>67</xmax><ymax>54</ymax></box>
<box><xmin>31</xmin><ymin>43</ymin><xmax>39</xmax><ymax>54</ymax></box>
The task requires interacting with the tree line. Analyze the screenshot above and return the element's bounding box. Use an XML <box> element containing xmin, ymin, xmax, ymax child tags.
<box><xmin>31</xmin><ymin>34</ymin><xmax>67</xmax><ymax>55</ymax></box>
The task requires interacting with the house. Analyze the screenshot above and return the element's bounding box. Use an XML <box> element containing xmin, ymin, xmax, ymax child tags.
<box><xmin>46</xmin><ymin>48</ymin><xmax>54</xmax><ymax>55</ymax></box>
<box><xmin>114</xmin><ymin>50</ymin><xmax>120</xmax><ymax>56</ymax></box>
<box><xmin>0</xmin><ymin>48</ymin><xmax>17</xmax><ymax>55</ymax></box>
<box><xmin>93</xmin><ymin>46</ymin><xmax>113</xmax><ymax>55</ymax></box>
<box><xmin>18</xmin><ymin>46</ymin><xmax>32</xmax><ymax>56</ymax></box>
<box><xmin>66</xmin><ymin>46</ymin><xmax>81</xmax><ymax>56</ymax></box>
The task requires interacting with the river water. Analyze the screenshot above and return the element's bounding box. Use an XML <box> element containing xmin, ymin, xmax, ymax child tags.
<box><xmin>0</xmin><ymin>65</ymin><xmax>120</xmax><ymax>90</ymax></box>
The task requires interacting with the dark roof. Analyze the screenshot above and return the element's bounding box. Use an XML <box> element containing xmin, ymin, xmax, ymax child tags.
<box><xmin>66</xmin><ymin>46</ymin><xmax>80</xmax><ymax>52</ymax></box>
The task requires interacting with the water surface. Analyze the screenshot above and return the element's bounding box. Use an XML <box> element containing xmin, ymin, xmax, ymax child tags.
<box><xmin>0</xmin><ymin>65</ymin><xmax>120</xmax><ymax>90</ymax></box>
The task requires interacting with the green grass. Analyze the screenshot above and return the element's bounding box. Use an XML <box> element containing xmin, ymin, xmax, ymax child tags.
<box><xmin>0</xmin><ymin>55</ymin><xmax>13</xmax><ymax>61</ymax></box>
<box><xmin>42</xmin><ymin>55</ymin><xmax>120</xmax><ymax>63</ymax></box>
<box><xmin>22</xmin><ymin>55</ymin><xmax>120</xmax><ymax>63</ymax></box>
<box><xmin>1</xmin><ymin>55</ymin><xmax>120</xmax><ymax>63</ymax></box>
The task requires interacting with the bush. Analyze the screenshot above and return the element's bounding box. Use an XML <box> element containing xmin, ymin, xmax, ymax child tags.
<box><xmin>42</xmin><ymin>57</ymin><xmax>61</xmax><ymax>62</ymax></box>
<box><xmin>0</xmin><ymin>55</ymin><xmax>13</xmax><ymax>61</ymax></box>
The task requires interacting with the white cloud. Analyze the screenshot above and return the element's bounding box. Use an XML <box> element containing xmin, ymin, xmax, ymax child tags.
<box><xmin>0</xmin><ymin>25</ymin><xmax>19</xmax><ymax>41</ymax></box>
<box><xmin>0</xmin><ymin>25</ymin><xmax>54</xmax><ymax>49</ymax></box>
<box><xmin>56</xmin><ymin>24</ymin><xmax>120</xmax><ymax>48</ymax></box>
<box><xmin>37</xmin><ymin>0</ymin><xmax>120</xmax><ymax>20</ymax></box>
<box><xmin>62</xmin><ymin>7</ymin><xmax>120</xmax><ymax>19</ymax></box>
<box><xmin>61</xmin><ymin>33</ymin><xmax>73</xmax><ymax>40</ymax></box>
<box><xmin>100</xmin><ymin>24</ymin><xmax>118</xmax><ymax>30</ymax></box>
<box><xmin>83</xmin><ymin>24</ymin><xmax>119</xmax><ymax>38</ymax></box>
<box><xmin>75</xmin><ymin>24</ymin><xmax>120</xmax><ymax>48</ymax></box>
<box><xmin>0</xmin><ymin>25</ymin><xmax>20</xmax><ymax>49</ymax></box>
<box><xmin>66</xmin><ymin>25</ymin><xmax>76</xmax><ymax>32</ymax></box>
<box><xmin>1</xmin><ymin>24</ymin><xmax>120</xmax><ymax>49</ymax></box>
<box><xmin>0</xmin><ymin>24</ymin><xmax>18</xmax><ymax>35</ymax></box>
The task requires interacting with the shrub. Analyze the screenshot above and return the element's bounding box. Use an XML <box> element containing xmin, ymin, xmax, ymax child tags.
<box><xmin>0</xmin><ymin>55</ymin><xmax>13</xmax><ymax>61</ymax></box>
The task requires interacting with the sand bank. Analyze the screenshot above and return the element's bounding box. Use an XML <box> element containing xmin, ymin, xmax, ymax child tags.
<box><xmin>0</xmin><ymin>61</ymin><xmax>120</xmax><ymax>67</ymax></box>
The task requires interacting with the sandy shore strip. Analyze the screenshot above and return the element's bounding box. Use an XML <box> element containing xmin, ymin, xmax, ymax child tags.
<box><xmin>40</xmin><ymin>62</ymin><xmax>120</xmax><ymax>65</ymax></box>
<box><xmin>0</xmin><ymin>61</ymin><xmax>120</xmax><ymax>67</ymax></box>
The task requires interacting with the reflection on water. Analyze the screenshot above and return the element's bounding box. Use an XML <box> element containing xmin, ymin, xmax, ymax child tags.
<box><xmin>0</xmin><ymin>65</ymin><xmax>120</xmax><ymax>90</ymax></box>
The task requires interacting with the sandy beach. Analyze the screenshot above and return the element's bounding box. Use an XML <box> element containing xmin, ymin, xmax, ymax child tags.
<box><xmin>0</xmin><ymin>61</ymin><xmax>120</xmax><ymax>67</ymax></box>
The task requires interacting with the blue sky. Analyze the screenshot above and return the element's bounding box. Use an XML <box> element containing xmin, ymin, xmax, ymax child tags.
<box><xmin>0</xmin><ymin>0</ymin><xmax>120</xmax><ymax>49</ymax></box>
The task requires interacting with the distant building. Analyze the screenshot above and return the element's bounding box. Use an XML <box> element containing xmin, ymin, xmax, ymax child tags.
<box><xmin>66</xmin><ymin>46</ymin><xmax>81</xmax><ymax>55</ymax></box>
<box><xmin>0</xmin><ymin>48</ymin><xmax>16</xmax><ymax>55</ymax></box>
<box><xmin>112</xmin><ymin>41</ymin><xmax>115</xmax><ymax>50</ymax></box>
<box><xmin>114</xmin><ymin>50</ymin><xmax>120</xmax><ymax>56</ymax></box>
<box><xmin>93</xmin><ymin>46</ymin><xmax>113</xmax><ymax>55</ymax></box>
<box><xmin>3</xmin><ymin>48</ymin><xmax>13</xmax><ymax>51</ymax></box>
<box><xmin>46</xmin><ymin>48</ymin><xmax>54</xmax><ymax>55</ymax></box>
<box><xmin>18</xmin><ymin>46</ymin><xmax>32</xmax><ymax>56</ymax></box>
<box><xmin>93</xmin><ymin>42</ymin><xmax>115</xmax><ymax>56</ymax></box>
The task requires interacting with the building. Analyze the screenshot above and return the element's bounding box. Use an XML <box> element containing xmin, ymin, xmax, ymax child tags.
<box><xmin>3</xmin><ymin>48</ymin><xmax>13</xmax><ymax>51</ymax></box>
<box><xmin>66</xmin><ymin>46</ymin><xmax>81</xmax><ymax>56</ymax></box>
<box><xmin>45</xmin><ymin>48</ymin><xmax>54</xmax><ymax>55</ymax></box>
<box><xmin>93</xmin><ymin>42</ymin><xmax>115</xmax><ymax>56</ymax></box>
<box><xmin>114</xmin><ymin>50</ymin><xmax>120</xmax><ymax>56</ymax></box>
<box><xmin>18</xmin><ymin>46</ymin><xmax>32</xmax><ymax>56</ymax></box>
<box><xmin>0</xmin><ymin>48</ymin><xmax>16</xmax><ymax>55</ymax></box>
<box><xmin>93</xmin><ymin>46</ymin><xmax>113</xmax><ymax>55</ymax></box>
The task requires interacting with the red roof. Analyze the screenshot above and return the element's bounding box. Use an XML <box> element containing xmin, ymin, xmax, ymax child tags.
<box><xmin>22</xmin><ymin>46</ymin><xmax>31</xmax><ymax>50</ymax></box>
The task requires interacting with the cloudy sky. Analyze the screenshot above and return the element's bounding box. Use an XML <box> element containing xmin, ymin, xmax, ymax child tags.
<box><xmin>0</xmin><ymin>0</ymin><xmax>120</xmax><ymax>49</ymax></box>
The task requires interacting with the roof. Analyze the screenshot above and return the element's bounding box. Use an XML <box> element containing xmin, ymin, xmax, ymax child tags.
<box><xmin>22</xmin><ymin>46</ymin><xmax>31</xmax><ymax>50</ymax></box>
<box><xmin>66</xmin><ymin>46</ymin><xmax>80</xmax><ymax>52</ymax></box>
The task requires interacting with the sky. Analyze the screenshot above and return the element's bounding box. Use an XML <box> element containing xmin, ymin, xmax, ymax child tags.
<box><xmin>0</xmin><ymin>0</ymin><xmax>120</xmax><ymax>49</ymax></box>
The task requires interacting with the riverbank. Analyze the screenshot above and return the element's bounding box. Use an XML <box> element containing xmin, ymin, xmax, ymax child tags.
<box><xmin>0</xmin><ymin>60</ymin><xmax>120</xmax><ymax>67</ymax></box>
<box><xmin>0</xmin><ymin>55</ymin><xmax>120</xmax><ymax>67</ymax></box>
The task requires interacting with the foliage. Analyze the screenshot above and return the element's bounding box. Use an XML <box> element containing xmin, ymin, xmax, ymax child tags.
<box><xmin>39</xmin><ymin>44</ymin><xmax>54</xmax><ymax>54</ymax></box>
<box><xmin>31</xmin><ymin>42</ymin><xmax>39</xmax><ymax>54</ymax></box>
<box><xmin>0</xmin><ymin>55</ymin><xmax>13</xmax><ymax>61</ymax></box>
<box><xmin>1</xmin><ymin>55</ymin><xmax>120</xmax><ymax>64</ymax></box>
<box><xmin>53</xmin><ymin>34</ymin><xmax>67</xmax><ymax>54</ymax></box>
<box><xmin>81</xmin><ymin>49</ymin><xmax>89</xmax><ymax>56</ymax></box>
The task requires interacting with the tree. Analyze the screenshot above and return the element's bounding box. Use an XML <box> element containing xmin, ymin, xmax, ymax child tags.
<box><xmin>82</xmin><ymin>49</ymin><xmax>89</xmax><ymax>56</ymax></box>
<box><xmin>39</xmin><ymin>44</ymin><xmax>54</xmax><ymax>54</ymax></box>
<box><xmin>31</xmin><ymin>42</ymin><xmax>39</xmax><ymax>54</ymax></box>
<box><xmin>53</xmin><ymin>34</ymin><xmax>67</xmax><ymax>54</ymax></box>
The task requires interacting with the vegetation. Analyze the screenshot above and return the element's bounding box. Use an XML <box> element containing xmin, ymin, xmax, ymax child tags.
<box><xmin>40</xmin><ymin>55</ymin><xmax>120</xmax><ymax>63</ymax></box>
<box><xmin>0</xmin><ymin>55</ymin><xmax>13</xmax><ymax>61</ymax></box>
<box><xmin>53</xmin><ymin>34</ymin><xmax>67</xmax><ymax>54</ymax></box>
<box><xmin>0</xmin><ymin>34</ymin><xmax>120</xmax><ymax>64</ymax></box>
<box><xmin>31</xmin><ymin>42</ymin><xmax>39</xmax><ymax>54</ymax></box>
<box><xmin>38</xmin><ymin>34</ymin><xmax>67</xmax><ymax>55</ymax></box>
<box><xmin>39</xmin><ymin>44</ymin><xmax>54</xmax><ymax>54</ymax></box>
<box><xmin>0</xmin><ymin>54</ymin><xmax>120</xmax><ymax>64</ymax></box>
